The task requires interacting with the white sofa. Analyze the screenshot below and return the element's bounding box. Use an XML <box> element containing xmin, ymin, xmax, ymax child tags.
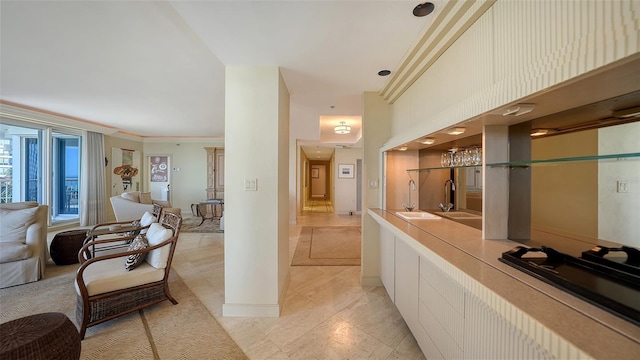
<box><xmin>110</xmin><ymin>191</ymin><xmax>175</xmax><ymax>222</ymax></box>
<box><xmin>0</xmin><ymin>202</ymin><xmax>48</xmax><ymax>289</ymax></box>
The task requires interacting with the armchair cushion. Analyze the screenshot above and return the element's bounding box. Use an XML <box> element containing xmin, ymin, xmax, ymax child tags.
<box><xmin>125</xmin><ymin>235</ymin><xmax>148</xmax><ymax>271</ymax></box>
<box><xmin>145</xmin><ymin>223</ymin><xmax>173</xmax><ymax>269</ymax></box>
<box><xmin>0</xmin><ymin>243</ymin><xmax>32</xmax><ymax>263</ymax></box>
<box><xmin>75</xmin><ymin>259</ymin><xmax>165</xmax><ymax>296</ymax></box>
<box><xmin>0</xmin><ymin>206</ymin><xmax>39</xmax><ymax>243</ymax></box>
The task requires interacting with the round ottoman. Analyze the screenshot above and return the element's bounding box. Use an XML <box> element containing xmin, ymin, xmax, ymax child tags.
<box><xmin>0</xmin><ymin>312</ymin><xmax>81</xmax><ymax>360</ymax></box>
<box><xmin>49</xmin><ymin>229</ymin><xmax>87</xmax><ymax>265</ymax></box>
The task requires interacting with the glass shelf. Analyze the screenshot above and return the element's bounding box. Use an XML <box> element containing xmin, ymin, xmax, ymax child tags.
<box><xmin>486</xmin><ymin>152</ymin><xmax>640</xmax><ymax>168</ymax></box>
<box><xmin>406</xmin><ymin>152</ymin><xmax>640</xmax><ymax>171</ymax></box>
<box><xmin>407</xmin><ymin>164</ymin><xmax>481</xmax><ymax>172</ymax></box>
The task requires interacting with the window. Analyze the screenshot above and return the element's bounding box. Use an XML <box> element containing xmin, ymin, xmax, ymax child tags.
<box><xmin>0</xmin><ymin>121</ymin><xmax>82</xmax><ymax>224</ymax></box>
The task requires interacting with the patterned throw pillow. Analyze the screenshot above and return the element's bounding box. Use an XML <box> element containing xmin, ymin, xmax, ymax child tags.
<box><xmin>125</xmin><ymin>234</ymin><xmax>148</xmax><ymax>271</ymax></box>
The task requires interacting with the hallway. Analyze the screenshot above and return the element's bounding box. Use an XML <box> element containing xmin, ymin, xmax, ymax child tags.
<box><xmin>171</xmin><ymin>212</ymin><xmax>425</xmax><ymax>359</ymax></box>
<box><xmin>302</xmin><ymin>198</ymin><xmax>334</xmax><ymax>214</ymax></box>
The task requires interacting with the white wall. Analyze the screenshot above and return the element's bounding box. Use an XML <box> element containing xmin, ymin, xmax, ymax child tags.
<box><xmin>223</xmin><ymin>66</ymin><xmax>289</xmax><ymax>317</ymax></box>
<box><xmin>599</xmin><ymin>122</ymin><xmax>640</xmax><ymax>247</ymax></box>
<box><xmin>333</xmin><ymin>147</ymin><xmax>362</xmax><ymax>214</ymax></box>
<box><xmin>143</xmin><ymin>140</ymin><xmax>223</xmax><ymax>213</ymax></box>
<box><xmin>361</xmin><ymin>91</ymin><xmax>393</xmax><ymax>286</ymax></box>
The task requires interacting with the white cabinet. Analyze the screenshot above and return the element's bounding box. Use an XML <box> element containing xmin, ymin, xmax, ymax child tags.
<box><xmin>419</xmin><ymin>257</ymin><xmax>464</xmax><ymax>360</ymax></box>
<box><xmin>379</xmin><ymin>227</ymin><xmax>395</xmax><ymax>301</ymax></box>
<box><xmin>394</xmin><ymin>238</ymin><xmax>420</xmax><ymax>333</ymax></box>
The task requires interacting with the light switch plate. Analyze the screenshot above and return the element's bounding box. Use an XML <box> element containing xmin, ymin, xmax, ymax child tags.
<box><xmin>244</xmin><ymin>178</ymin><xmax>257</xmax><ymax>191</ymax></box>
<box><xmin>617</xmin><ymin>179</ymin><xmax>629</xmax><ymax>193</ymax></box>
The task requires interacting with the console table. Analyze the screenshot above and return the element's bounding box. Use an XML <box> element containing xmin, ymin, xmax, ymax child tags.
<box><xmin>195</xmin><ymin>199</ymin><xmax>224</xmax><ymax>225</ymax></box>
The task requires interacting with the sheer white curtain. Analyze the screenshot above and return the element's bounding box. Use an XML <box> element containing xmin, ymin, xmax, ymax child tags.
<box><xmin>80</xmin><ymin>131</ymin><xmax>106</xmax><ymax>226</ymax></box>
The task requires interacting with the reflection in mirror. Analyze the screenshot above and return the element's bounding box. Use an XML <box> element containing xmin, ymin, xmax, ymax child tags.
<box><xmin>530</xmin><ymin>120</ymin><xmax>640</xmax><ymax>249</ymax></box>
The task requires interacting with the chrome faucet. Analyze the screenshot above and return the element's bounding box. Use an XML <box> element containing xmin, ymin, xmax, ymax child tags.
<box><xmin>439</xmin><ymin>179</ymin><xmax>455</xmax><ymax>212</ymax></box>
<box><xmin>404</xmin><ymin>179</ymin><xmax>416</xmax><ymax>211</ymax></box>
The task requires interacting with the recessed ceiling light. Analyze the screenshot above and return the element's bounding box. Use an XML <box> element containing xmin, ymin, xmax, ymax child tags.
<box><xmin>446</xmin><ymin>127</ymin><xmax>466</xmax><ymax>136</ymax></box>
<box><xmin>502</xmin><ymin>104</ymin><xmax>535</xmax><ymax>116</ymax></box>
<box><xmin>420</xmin><ymin>137</ymin><xmax>435</xmax><ymax>145</ymax></box>
<box><xmin>530</xmin><ymin>129</ymin><xmax>549</xmax><ymax>137</ymax></box>
<box><xmin>413</xmin><ymin>2</ymin><xmax>435</xmax><ymax>17</ymax></box>
<box><xmin>398</xmin><ymin>146</ymin><xmax>408</xmax><ymax>151</ymax></box>
<box><xmin>378</xmin><ymin>70</ymin><xmax>391</xmax><ymax>76</ymax></box>
<box><xmin>612</xmin><ymin>106</ymin><xmax>640</xmax><ymax>118</ymax></box>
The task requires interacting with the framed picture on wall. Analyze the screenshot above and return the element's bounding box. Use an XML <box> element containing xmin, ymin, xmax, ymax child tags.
<box><xmin>338</xmin><ymin>164</ymin><xmax>354</xmax><ymax>179</ymax></box>
<box><xmin>311</xmin><ymin>167</ymin><xmax>319</xmax><ymax>178</ymax></box>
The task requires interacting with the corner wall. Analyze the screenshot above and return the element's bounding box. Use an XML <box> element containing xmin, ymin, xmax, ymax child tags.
<box><xmin>223</xmin><ymin>66</ymin><xmax>289</xmax><ymax>317</ymax></box>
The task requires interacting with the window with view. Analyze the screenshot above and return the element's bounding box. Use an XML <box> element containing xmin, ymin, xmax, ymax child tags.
<box><xmin>0</xmin><ymin>121</ymin><xmax>81</xmax><ymax>224</ymax></box>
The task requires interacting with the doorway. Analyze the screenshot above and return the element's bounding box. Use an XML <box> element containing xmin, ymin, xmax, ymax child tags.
<box><xmin>306</xmin><ymin>161</ymin><xmax>333</xmax><ymax>213</ymax></box>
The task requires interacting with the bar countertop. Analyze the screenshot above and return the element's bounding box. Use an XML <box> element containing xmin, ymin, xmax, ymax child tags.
<box><xmin>368</xmin><ymin>208</ymin><xmax>640</xmax><ymax>359</ymax></box>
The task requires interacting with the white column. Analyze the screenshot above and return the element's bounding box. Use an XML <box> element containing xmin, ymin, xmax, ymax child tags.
<box><xmin>361</xmin><ymin>91</ymin><xmax>392</xmax><ymax>286</ymax></box>
<box><xmin>223</xmin><ymin>66</ymin><xmax>290</xmax><ymax>317</ymax></box>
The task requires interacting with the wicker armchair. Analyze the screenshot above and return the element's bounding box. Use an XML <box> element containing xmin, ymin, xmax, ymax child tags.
<box><xmin>75</xmin><ymin>212</ymin><xmax>182</xmax><ymax>339</ymax></box>
<box><xmin>80</xmin><ymin>204</ymin><xmax>162</xmax><ymax>260</ymax></box>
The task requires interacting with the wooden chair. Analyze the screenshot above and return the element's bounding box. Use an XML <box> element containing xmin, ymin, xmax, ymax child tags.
<box><xmin>75</xmin><ymin>212</ymin><xmax>182</xmax><ymax>339</ymax></box>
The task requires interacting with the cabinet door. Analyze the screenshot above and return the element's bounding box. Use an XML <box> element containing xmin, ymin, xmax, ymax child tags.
<box><xmin>394</xmin><ymin>238</ymin><xmax>419</xmax><ymax>332</ymax></box>
<box><xmin>214</xmin><ymin>149</ymin><xmax>224</xmax><ymax>199</ymax></box>
<box><xmin>380</xmin><ymin>227</ymin><xmax>395</xmax><ymax>301</ymax></box>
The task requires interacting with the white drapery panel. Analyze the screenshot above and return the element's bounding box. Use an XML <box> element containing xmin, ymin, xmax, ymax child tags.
<box><xmin>80</xmin><ymin>131</ymin><xmax>106</xmax><ymax>226</ymax></box>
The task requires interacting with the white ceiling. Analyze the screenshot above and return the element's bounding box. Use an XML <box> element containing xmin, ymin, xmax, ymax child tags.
<box><xmin>0</xmin><ymin>0</ymin><xmax>435</xmax><ymax>158</ymax></box>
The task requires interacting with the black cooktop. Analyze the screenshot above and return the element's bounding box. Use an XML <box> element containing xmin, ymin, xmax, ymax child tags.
<box><xmin>499</xmin><ymin>245</ymin><xmax>640</xmax><ymax>326</ymax></box>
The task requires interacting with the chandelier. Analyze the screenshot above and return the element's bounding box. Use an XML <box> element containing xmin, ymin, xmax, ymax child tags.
<box><xmin>334</xmin><ymin>121</ymin><xmax>351</xmax><ymax>134</ymax></box>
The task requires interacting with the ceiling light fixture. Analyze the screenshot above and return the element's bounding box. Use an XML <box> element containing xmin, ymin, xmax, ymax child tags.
<box><xmin>502</xmin><ymin>103</ymin><xmax>535</xmax><ymax>116</ymax></box>
<box><xmin>398</xmin><ymin>146</ymin><xmax>408</xmax><ymax>151</ymax></box>
<box><xmin>378</xmin><ymin>70</ymin><xmax>391</xmax><ymax>76</ymax></box>
<box><xmin>413</xmin><ymin>2</ymin><xmax>435</xmax><ymax>17</ymax></box>
<box><xmin>446</xmin><ymin>127</ymin><xmax>466</xmax><ymax>136</ymax></box>
<box><xmin>612</xmin><ymin>106</ymin><xmax>640</xmax><ymax>118</ymax></box>
<box><xmin>334</xmin><ymin>121</ymin><xmax>351</xmax><ymax>134</ymax></box>
<box><xmin>420</xmin><ymin>137</ymin><xmax>435</xmax><ymax>145</ymax></box>
<box><xmin>530</xmin><ymin>129</ymin><xmax>549</xmax><ymax>137</ymax></box>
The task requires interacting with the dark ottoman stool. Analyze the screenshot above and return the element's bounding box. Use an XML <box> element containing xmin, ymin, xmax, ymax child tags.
<box><xmin>49</xmin><ymin>229</ymin><xmax>87</xmax><ymax>265</ymax></box>
<box><xmin>0</xmin><ymin>312</ymin><xmax>81</xmax><ymax>360</ymax></box>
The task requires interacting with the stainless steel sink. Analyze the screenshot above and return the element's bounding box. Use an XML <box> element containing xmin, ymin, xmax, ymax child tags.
<box><xmin>438</xmin><ymin>211</ymin><xmax>482</xmax><ymax>220</ymax></box>
<box><xmin>395</xmin><ymin>211</ymin><xmax>441</xmax><ymax>220</ymax></box>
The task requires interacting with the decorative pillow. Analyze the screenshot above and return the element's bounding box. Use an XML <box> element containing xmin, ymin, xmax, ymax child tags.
<box><xmin>125</xmin><ymin>234</ymin><xmax>148</xmax><ymax>271</ymax></box>
<box><xmin>139</xmin><ymin>192</ymin><xmax>153</xmax><ymax>204</ymax></box>
<box><xmin>0</xmin><ymin>207</ymin><xmax>39</xmax><ymax>243</ymax></box>
<box><xmin>139</xmin><ymin>211</ymin><xmax>157</xmax><ymax>227</ymax></box>
<box><xmin>121</xmin><ymin>192</ymin><xmax>140</xmax><ymax>203</ymax></box>
<box><xmin>145</xmin><ymin>223</ymin><xmax>173</xmax><ymax>269</ymax></box>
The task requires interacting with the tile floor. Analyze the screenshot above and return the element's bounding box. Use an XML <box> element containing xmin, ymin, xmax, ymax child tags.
<box><xmin>171</xmin><ymin>210</ymin><xmax>426</xmax><ymax>359</ymax></box>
